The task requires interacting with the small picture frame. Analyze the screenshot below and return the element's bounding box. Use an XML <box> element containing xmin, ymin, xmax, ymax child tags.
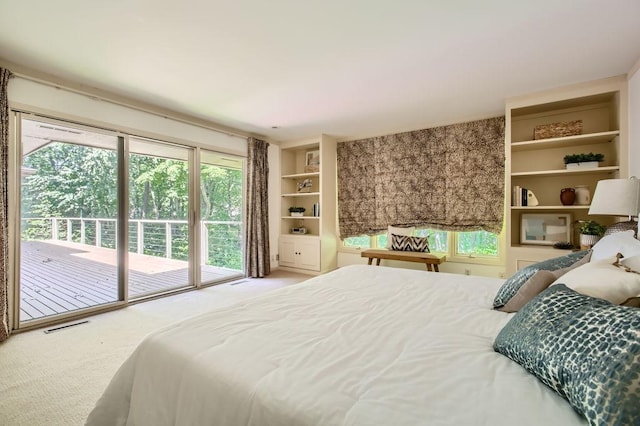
<box><xmin>305</xmin><ymin>150</ymin><xmax>320</xmax><ymax>166</ymax></box>
<box><xmin>520</xmin><ymin>213</ymin><xmax>572</xmax><ymax>245</ymax></box>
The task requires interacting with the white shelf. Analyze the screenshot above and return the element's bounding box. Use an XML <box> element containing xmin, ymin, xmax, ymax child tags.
<box><xmin>511</xmin><ymin>166</ymin><xmax>619</xmax><ymax>178</ymax></box>
<box><xmin>282</xmin><ymin>192</ymin><xmax>320</xmax><ymax>197</ymax></box>
<box><xmin>510</xmin><ymin>205</ymin><xmax>590</xmax><ymax>210</ymax></box>
<box><xmin>281</xmin><ymin>216</ymin><xmax>320</xmax><ymax>219</ymax></box>
<box><xmin>511</xmin><ymin>130</ymin><xmax>619</xmax><ymax>152</ymax></box>
<box><xmin>282</xmin><ymin>172</ymin><xmax>320</xmax><ymax>179</ymax></box>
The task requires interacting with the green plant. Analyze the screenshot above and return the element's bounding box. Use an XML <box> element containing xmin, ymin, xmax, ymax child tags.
<box><xmin>563</xmin><ymin>152</ymin><xmax>604</xmax><ymax>164</ymax></box>
<box><xmin>577</xmin><ymin>220</ymin><xmax>606</xmax><ymax>236</ymax></box>
<box><xmin>288</xmin><ymin>206</ymin><xmax>306</xmax><ymax>213</ymax></box>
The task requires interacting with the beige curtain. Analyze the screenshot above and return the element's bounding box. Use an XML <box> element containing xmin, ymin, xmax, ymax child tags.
<box><xmin>337</xmin><ymin>116</ymin><xmax>505</xmax><ymax>239</ymax></box>
<box><xmin>1</xmin><ymin>68</ymin><xmax>13</xmax><ymax>342</ymax></box>
<box><xmin>244</xmin><ymin>137</ymin><xmax>271</xmax><ymax>278</ymax></box>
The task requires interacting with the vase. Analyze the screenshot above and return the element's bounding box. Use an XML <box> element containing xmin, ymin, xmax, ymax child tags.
<box><xmin>574</xmin><ymin>185</ymin><xmax>590</xmax><ymax>205</ymax></box>
<box><xmin>560</xmin><ymin>188</ymin><xmax>575</xmax><ymax>205</ymax></box>
<box><xmin>580</xmin><ymin>234</ymin><xmax>600</xmax><ymax>248</ymax></box>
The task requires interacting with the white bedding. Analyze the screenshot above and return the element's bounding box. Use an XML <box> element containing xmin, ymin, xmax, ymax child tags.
<box><xmin>86</xmin><ymin>265</ymin><xmax>586</xmax><ymax>426</ymax></box>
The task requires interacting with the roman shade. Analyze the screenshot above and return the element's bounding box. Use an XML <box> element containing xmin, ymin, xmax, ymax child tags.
<box><xmin>337</xmin><ymin>116</ymin><xmax>505</xmax><ymax>239</ymax></box>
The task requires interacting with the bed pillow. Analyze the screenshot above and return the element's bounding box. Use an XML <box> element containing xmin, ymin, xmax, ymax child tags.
<box><xmin>551</xmin><ymin>256</ymin><xmax>640</xmax><ymax>304</ymax></box>
<box><xmin>494</xmin><ymin>284</ymin><xmax>640</xmax><ymax>426</ymax></box>
<box><xmin>493</xmin><ymin>250</ymin><xmax>590</xmax><ymax>310</ymax></box>
<box><xmin>497</xmin><ymin>270</ymin><xmax>559</xmax><ymax>313</ymax></box>
<box><xmin>390</xmin><ymin>234</ymin><xmax>430</xmax><ymax>252</ymax></box>
<box><xmin>591</xmin><ymin>230</ymin><xmax>640</xmax><ymax>261</ymax></box>
<box><xmin>385</xmin><ymin>225</ymin><xmax>415</xmax><ymax>249</ymax></box>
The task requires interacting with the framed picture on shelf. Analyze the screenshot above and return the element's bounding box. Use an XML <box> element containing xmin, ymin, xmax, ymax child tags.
<box><xmin>520</xmin><ymin>213</ymin><xmax>572</xmax><ymax>246</ymax></box>
<box><xmin>304</xmin><ymin>150</ymin><xmax>320</xmax><ymax>172</ymax></box>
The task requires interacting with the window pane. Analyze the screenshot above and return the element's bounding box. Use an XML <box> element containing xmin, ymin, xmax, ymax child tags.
<box><xmin>457</xmin><ymin>231</ymin><xmax>498</xmax><ymax>256</ymax></box>
<box><xmin>343</xmin><ymin>235</ymin><xmax>371</xmax><ymax>249</ymax></box>
<box><xmin>376</xmin><ymin>233</ymin><xmax>387</xmax><ymax>248</ymax></box>
<box><xmin>414</xmin><ymin>228</ymin><xmax>448</xmax><ymax>252</ymax></box>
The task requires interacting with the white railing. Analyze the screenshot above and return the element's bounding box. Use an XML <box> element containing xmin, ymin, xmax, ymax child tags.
<box><xmin>21</xmin><ymin>217</ymin><xmax>242</xmax><ymax>266</ymax></box>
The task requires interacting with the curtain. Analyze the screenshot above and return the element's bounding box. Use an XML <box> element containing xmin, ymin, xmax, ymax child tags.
<box><xmin>337</xmin><ymin>116</ymin><xmax>505</xmax><ymax>239</ymax></box>
<box><xmin>244</xmin><ymin>137</ymin><xmax>271</xmax><ymax>278</ymax></box>
<box><xmin>1</xmin><ymin>68</ymin><xmax>13</xmax><ymax>342</ymax></box>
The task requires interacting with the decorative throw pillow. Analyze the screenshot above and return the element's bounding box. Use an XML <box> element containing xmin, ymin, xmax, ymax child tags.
<box><xmin>390</xmin><ymin>234</ymin><xmax>430</xmax><ymax>252</ymax></box>
<box><xmin>497</xmin><ymin>270</ymin><xmax>559</xmax><ymax>313</ymax></box>
<box><xmin>385</xmin><ymin>225</ymin><xmax>415</xmax><ymax>249</ymax></box>
<box><xmin>551</xmin><ymin>256</ymin><xmax>640</xmax><ymax>304</ymax></box>
<box><xmin>494</xmin><ymin>284</ymin><xmax>640</xmax><ymax>426</ymax></box>
<box><xmin>591</xmin><ymin>230</ymin><xmax>640</xmax><ymax>261</ymax></box>
<box><xmin>493</xmin><ymin>250</ymin><xmax>590</xmax><ymax>310</ymax></box>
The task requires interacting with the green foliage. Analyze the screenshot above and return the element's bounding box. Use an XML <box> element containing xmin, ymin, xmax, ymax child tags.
<box><xmin>563</xmin><ymin>152</ymin><xmax>604</xmax><ymax>164</ymax></box>
<box><xmin>577</xmin><ymin>220</ymin><xmax>606</xmax><ymax>236</ymax></box>
<box><xmin>21</xmin><ymin>142</ymin><xmax>243</xmax><ymax>271</ymax></box>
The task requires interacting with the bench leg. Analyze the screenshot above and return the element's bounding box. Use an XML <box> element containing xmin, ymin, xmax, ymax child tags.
<box><xmin>426</xmin><ymin>264</ymin><xmax>433</xmax><ymax>272</ymax></box>
<box><xmin>367</xmin><ymin>257</ymin><xmax>373</xmax><ymax>265</ymax></box>
<box><xmin>376</xmin><ymin>258</ymin><xmax>381</xmax><ymax>266</ymax></box>
<box><xmin>433</xmin><ymin>264</ymin><xmax>439</xmax><ymax>272</ymax></box>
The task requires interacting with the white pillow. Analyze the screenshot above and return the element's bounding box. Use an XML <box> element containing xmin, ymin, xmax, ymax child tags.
<box><xmin>621</xmin><ymin>254</ymin><xmax>640</xmax><ymax>273</ymax></box>
<box><xmin>551</xmin><ymin>257</ymin><xmax>640</xmax><ymax>304</ymax></box>
<box><xmin>590</xmin><ymin>230</ymin><xmax>640</xmax><ymax>261</ymax></box>
<box><xmin>386</xmin><ymin>225</ymin><xmax>414</xmax><ymax>249</ymax></box>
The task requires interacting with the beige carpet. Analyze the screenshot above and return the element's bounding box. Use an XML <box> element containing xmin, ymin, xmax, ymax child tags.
<box><xmin>0</xmin><ymin>269</ymin><xmax>309</xmax><ymax>426</ymax></box>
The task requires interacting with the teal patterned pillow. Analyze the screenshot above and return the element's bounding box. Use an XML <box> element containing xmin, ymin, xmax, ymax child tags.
<box><xmin>493</xmin><ymin>250</ymin><xmax>590</xmax><ymax>309</ymax></box>
<box><xmin>494</xmin><ymin>285</ymin><xmax>640</xmax><ymax>426</ymax></box>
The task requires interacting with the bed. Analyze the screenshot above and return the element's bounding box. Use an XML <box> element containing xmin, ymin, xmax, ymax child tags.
<box><xmin>86</xmin><ymin>256</ymin><xmax>639</xmax><ymax>426</ymax></box>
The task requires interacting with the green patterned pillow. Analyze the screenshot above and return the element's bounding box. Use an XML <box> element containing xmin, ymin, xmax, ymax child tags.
<box><xmin>494</xmin><ymin>284</ymin><xmax>640</xmax><ymax>426</ymax></box>
<box><xmin>493</xmin><ymin>250</ymin><xmax>590</xmax><ymax>309</ymax></box>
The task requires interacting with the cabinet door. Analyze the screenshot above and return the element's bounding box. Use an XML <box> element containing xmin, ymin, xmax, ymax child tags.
<box><xmin>278</xmin><ymin>238</ymin><xmax>297</xmax><ymax>267</ymax></box>
<box><xmin>297</xmin><ymin>238</ymin><xmax>320</xmax><ymax>271</ymax></box>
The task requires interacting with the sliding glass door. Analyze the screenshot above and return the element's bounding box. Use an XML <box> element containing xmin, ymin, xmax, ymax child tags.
<box><xmin>19</xmin><ymin>117</ymin><xmax>120</xmax><ymax>322</ymax></box>
<box><xmin>16</xmin><ymin>114</ymin><xmax>246</xmax><ymax>327</ymax></box>
<box><xmin>200</xmin><ymin>150</ymin><xmax>244</xmax><ymax>283</ymax></box>
<box><xmin>128</xmin><ymin>137</ymin><xmax>192</xmax><ymax>299</ymax></box>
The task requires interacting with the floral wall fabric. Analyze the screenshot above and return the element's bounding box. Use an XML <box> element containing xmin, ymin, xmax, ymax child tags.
<box><xmin>245</xmin><ymin>137</ymin><xmax>271</xmax><ymax>278</ymax></box>
<box><xmin>337</xmin><ymin>116</ymin><xmax>505</xmax><ymax>239</ymax></box>
<box><xmin>1</xmin><ymin>68</ymin><xmax>13</xmax><ymax>342</ymax></box>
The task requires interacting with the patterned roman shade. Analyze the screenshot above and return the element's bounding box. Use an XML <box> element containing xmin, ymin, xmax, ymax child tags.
<box><xmin>337</xmin><ymin>117</ymin><xmax>505</xmax><ymax>239</ymax></box>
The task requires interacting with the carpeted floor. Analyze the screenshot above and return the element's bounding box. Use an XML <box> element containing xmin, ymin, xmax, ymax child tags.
<box><xmin>0</xmin><ymin>269</ymin><xmax>309</xmax><ymax>426</ymax></box>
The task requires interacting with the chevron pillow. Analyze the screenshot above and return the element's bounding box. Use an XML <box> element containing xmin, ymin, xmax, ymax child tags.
<box><xmin>391</xmin><ymin>234</ymin><xmax>430</xmax><ymax>252</ymax></box>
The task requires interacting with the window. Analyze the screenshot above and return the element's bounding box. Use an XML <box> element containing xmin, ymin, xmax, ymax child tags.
<box><xmin>455</xmin><ymin>231</ymin><xmax>498</xmax><ymax>257</ymax></box>
<box><xmin>343</xmin><ymin>229</ymin><xmax>500</xmax><ymax>262</ymax></box>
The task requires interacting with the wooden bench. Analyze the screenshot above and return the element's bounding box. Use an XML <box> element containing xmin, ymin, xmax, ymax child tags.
<box><xmin>360</xmin><ymin>249</ymin><xmax>446</xmax><ymax>272</ymax></box>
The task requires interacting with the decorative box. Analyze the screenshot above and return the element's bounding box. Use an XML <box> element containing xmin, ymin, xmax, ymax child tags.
<box><xmin>533</xmin><ymin>120</ymin><xmax>583</xmax><ymax>140</ymax></box>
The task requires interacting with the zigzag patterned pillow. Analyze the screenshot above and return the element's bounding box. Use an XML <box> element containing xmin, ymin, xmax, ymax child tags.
<box><xmin>391</xmin><ymin>234</ymin><xmax>430</xmax><ymax>252</ymax></box>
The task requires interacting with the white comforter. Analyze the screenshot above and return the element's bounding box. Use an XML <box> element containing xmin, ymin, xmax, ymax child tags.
<box><xmin>86</xmin><ymin>265</ymin><xmax>586</xmax><ymax>426</ymax></box>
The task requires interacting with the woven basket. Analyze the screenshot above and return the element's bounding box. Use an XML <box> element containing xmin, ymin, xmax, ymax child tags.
<box><xmin>533</xmin><ymin>120</ymin><xmax>583</xmax><ymax>140</ymax></box>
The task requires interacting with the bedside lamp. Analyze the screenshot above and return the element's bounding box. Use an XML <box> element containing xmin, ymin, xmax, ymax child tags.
<box><xmin>588</xmin><ymin>177</ymin><xmax>640</xmax><ymax>237</ymax></box>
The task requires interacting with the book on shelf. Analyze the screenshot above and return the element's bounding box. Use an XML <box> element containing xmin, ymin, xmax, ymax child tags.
<box><xmin>512</xmin><ymin>186</ymin><xmax>539</xmax><ymax>207</ymax></box>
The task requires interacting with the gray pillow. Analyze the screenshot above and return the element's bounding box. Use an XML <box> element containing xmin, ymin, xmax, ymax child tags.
<box><xmin>493</xmin><ymin>250</ymin><xmax>590</xmax><ymax>310</ymax></box>
<box><xmin>494</xmin><ymin>284</ymin><xmax>640</xmax><ymax>426</ymax></box>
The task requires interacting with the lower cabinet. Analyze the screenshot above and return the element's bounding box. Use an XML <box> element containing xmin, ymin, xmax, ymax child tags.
<box><xmin>278</xmin><ymin>235</ymin><xmax>320</xmax><ymax>272</ymax></box>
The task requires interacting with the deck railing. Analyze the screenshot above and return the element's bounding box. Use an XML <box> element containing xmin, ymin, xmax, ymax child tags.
<box><xmin>21</xmin><ymin>217</ymin><xmax>243</xmax><ymax>270</ymax></box>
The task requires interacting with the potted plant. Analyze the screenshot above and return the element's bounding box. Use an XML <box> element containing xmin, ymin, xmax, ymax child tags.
<box><xmin>563</xmin><ymin>152</ymin><xmax>604</xmax><ymax>170</ymax></box>
<box><xmin>577</xmin><ymin>220</ymin><xmax>606</xmax><ymax>248</ymax></box>
<box><xmin>288</xmin><ymin>206</ymin><xmax>306</xmax><ymax>217</ymax></box>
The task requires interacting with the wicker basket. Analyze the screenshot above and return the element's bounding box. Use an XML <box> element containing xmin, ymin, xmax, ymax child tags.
<box><xmin>533</xmin><ymin>120</ymin><xmax>583</xmax><ymax>140</ymax></box>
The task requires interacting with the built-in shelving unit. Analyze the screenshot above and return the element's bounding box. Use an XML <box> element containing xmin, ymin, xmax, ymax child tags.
<box><xmin>278</xmin><ymin>135</ymin><xmax>337</xmax><ymax>274</ymax></box>
<box><xmin>505</xmin><ymin>76</ymin><xmax>628</xmax><ymax>274</ymax></box>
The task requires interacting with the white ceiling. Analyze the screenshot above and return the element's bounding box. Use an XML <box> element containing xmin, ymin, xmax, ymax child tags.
<box><xmin>1</xmin><ymin>0</ymin><xmax>639</xmax><ymax>143</ymax></box>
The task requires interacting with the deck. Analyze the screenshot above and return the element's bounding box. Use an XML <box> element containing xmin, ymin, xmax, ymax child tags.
<box><xmin>20</xmin><ymin>240</ymin><xmax>242</xmax><ymax>322</ymax></box>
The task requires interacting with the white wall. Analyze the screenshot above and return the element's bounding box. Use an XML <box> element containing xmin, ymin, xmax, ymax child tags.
<box><xmin>267</xmin><ymin>144</ymin><xmax>281</xmax><ymax>270</ymax></box>
<box><xmin>629</xmin><ymin>60</ymin><xmax>640</xmax><ymax>177</ymax></box>
<box><xmin>8</xmin><ymin>78</ymin><xmax>246</xmax><ymax>154</ymax></box>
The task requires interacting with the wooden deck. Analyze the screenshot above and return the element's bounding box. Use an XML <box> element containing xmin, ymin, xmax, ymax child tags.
<box><xmin>20</xmin><ymin>240</ymin><xmax>242</xmax><ymax>322</ymax></box>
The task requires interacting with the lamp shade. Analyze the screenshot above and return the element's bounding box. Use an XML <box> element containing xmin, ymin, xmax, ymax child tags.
<box><xmin>588</xmin><ymin>177</ymin><xmax>640</xmax><ymax>217</ymax></box>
